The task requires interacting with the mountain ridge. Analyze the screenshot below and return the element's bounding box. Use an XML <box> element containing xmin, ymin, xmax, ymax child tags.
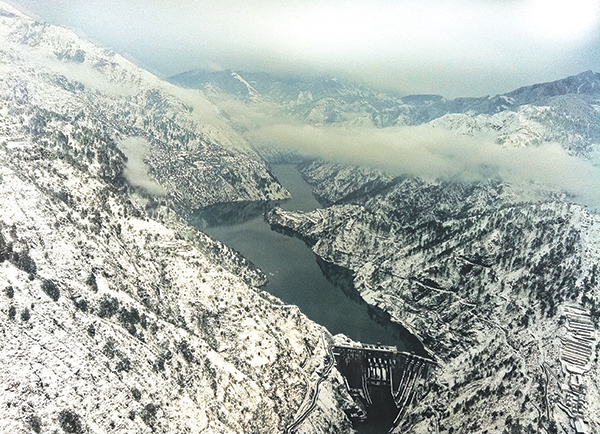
<box><xmin>169</xmin><ymin>68</ymin><xmax>600</xmax><ymax>104</ymax></box>
<box><xmin>265</xmin><ymin>160</ymin><xmax>600</xmax><ymax>434</ymax></box>
<box><xmin>1</xmin><ymin>1</ymin><xmax>599</xmax><ymax>433</ymax></box>
<box><xmin>169</xmin><ymin>68</ymin><xmax>600</xmax><ymax>158</ymax></box>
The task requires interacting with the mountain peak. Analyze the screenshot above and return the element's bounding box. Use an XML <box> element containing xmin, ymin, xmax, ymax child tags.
<box><xmin>576</xmin><ymin>69</ymin><xmax>596</xmax><ymax>78</ymax></box>
<box><xmin>504</xmin><ymin>70</ymin><xmax>600</xmax><ymax>103</ymax></box>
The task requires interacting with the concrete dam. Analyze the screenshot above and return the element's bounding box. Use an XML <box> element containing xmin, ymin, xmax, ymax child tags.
<box><xmin>333</xmin><ymin>343</ymin><xmax>436</xmax><ymax>431</ymax></box>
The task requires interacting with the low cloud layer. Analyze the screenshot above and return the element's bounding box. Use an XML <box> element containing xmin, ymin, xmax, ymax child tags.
<box><xmin>7</xmin><ymin>0</ymin><xmax>598</xmax><ymax>204</ymax></box>
<box><xmin>215</xmin><ymin>98</ymin><xmax>600</xmax><ymax>205</ymax></box>
<box><xmin>118</xmin><ymin>137</ymin><xmax>166</xmax><ymax>195</ymax></box>
<box><xmin>253</xmin><ymin>123</ymin><xmax>598</xmax><ymax>201</ymax></box>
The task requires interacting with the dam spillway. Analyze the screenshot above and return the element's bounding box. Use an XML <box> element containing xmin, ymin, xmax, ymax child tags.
<box><xmin>333</xmin><ymin>343</ymin><xmax>436</xmax><ymax>431</ymax></box>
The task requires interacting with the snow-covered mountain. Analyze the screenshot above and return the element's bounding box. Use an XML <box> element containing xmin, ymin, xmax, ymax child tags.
<box><xmin>0</xmin><ymin>3</ymin><xmax>356</xmax><ymax>433</ymax></box>
<box><xmin>116</xmin><ymin>39</ymin><xmax>600</xmax><ymax>434</ymax></box>
<box><xmin>169</xmin><ymin>69</ymin><xmax>403</xmax><ymax>126</ymax></box>
<box><xmin>1</xmin><ymin>5</ymin><xmax>289</xmax><ymax>212</ymax></box>
<box><xmin>266</xmin><ymin>160</ymin><xmax>600</xmax><ymax>434</ymax></box>
<box><xmin>427</xmin><ymin>84</ymin><xmax>600</xmax><ymax>158</ymax></box>
<box><xmin>1</xmin><ymin>1</ymin><xmax>599</xmax><ymax>433</ymax></box>
<box><xmin>171</xmin><ymin>69</ymin><xmax>600</xmax><ymax>158</ymax></box>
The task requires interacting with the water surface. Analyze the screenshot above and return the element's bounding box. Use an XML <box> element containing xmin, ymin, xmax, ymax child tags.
<box><xmin>194</xmin><ymin>164</ymin><xmax>428</xmax><ymax>433</ymax></box>
<box><xmin>195</xmin><ymin>164</ymin><xmax>421</xmax><ymax>351</ymax></box>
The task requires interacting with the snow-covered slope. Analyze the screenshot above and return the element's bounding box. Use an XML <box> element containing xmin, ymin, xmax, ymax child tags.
<box><xmin>171</xmin><ymin>62</ymin><xmax>600</xmax><ymax>434</ymax></box>
<box><xmin>266</xmin><ymin>161</ymin><xmax>600</xmax><ymax>434</ymax></box>
<box><xmin>169</xmin><ymin>69</ymin><xmax>404</xmax><ymax>127</ymax></box>
<box><xmin>0</xmin><ymin>3</ymin><xmax>357</xmax><ymax>433</ymax></box>
<box><xmin>0</xmin><ymin>3</ymin><xmax>289</xmax><ymax>211</ymax></box>
<box><xmin>174</xmin><ymin>69</ymin><xmax>600</xmax><ymax>158</ymax></box>
<box><xmin>0</xmin><ymin>148</ymin><xmax>354</xmax><ymax>433</ymax></box>
<box><xmin>428</xmin><ymin>95</ymin><xmax>599</xmax><ymax>158</ymax></box>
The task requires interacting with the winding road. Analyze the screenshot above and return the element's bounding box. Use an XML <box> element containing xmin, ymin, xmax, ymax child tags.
<box><xmin>285</xmin><ymin>333</ymin><xmax>336</xmax><ymax>433</ymax></box>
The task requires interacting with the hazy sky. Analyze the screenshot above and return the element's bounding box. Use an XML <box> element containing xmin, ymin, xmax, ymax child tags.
<box><xmin>7</xmin><ymin>0</ymin><xmax>600</xmax><ymax>96</ymax></box>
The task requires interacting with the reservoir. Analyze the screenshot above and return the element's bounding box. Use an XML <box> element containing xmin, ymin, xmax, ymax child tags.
<box><xmin>193</xmin><ymin>164</ymin><xmax>423</xmax><ymax>433</ymax></box>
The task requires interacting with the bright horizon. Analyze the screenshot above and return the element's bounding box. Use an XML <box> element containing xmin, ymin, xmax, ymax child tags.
<box><xmin>5</xmin><ymin>0</ymin><xmax>600</xmax><ymax>98</ymax></box>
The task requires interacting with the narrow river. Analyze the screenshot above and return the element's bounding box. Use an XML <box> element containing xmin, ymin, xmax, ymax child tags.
<box><xmin>193</xmin><ymin>164</ymin><xmax>422</xmax><ymax>433</ymax></box>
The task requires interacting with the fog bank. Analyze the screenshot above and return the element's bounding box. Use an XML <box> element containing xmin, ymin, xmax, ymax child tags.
<box><xmin>246</xmin><ymin>121</ymin><xmax>599</xmax><ymax>205</ymax></box>
<box><xmin>8</xmin><ymin>0</ymin><xmax>600</xmax><ymax>98</ymax></box>
<box><xmin>118</xmin><ymin>137</ymin><xmax>166</xmax><ymax>195</ymax></box>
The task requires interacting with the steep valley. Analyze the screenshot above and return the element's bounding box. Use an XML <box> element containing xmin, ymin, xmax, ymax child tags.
<box><xmin>0</xmin><ymin>2</ymin><xmax>599</xmax><ymax>433</ymax></box>
<box><xmin>0</xmin><ymin>3</ymin><xmax>356</xmax><ymax>433</ymax></box>
<box><xmin>266</xmin><ymin>161</ymin><xmax>600</xmax><ymax>433</ymax></box>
